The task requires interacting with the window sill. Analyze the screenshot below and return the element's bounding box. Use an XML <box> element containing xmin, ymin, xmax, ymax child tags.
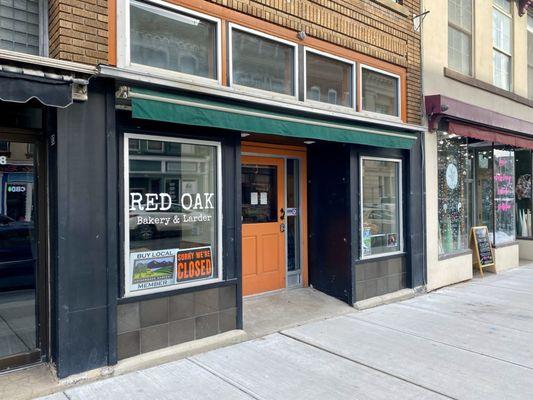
<box><xmin>444</xmin><ymin>67</ymin><xmax>533</xmax><ymax>109</ymax></box>
<box><xmin>493</xmin><ymin>240</ymin><xmax>519</xmax><ymax>249</ymax></box>
<box><xmin>438</xmin><ymin>249</ymin><xmax>472</xmax><ymax>261</ymax></box>
<box><xmin>371</xmin><ymin>0</ymin><xmax>411</xmax><ymax>17</ymax></box>
<box><xmin>356</xmin><ymin>252</ymin><xmax>406</xmax><ymax>264</ymax></box>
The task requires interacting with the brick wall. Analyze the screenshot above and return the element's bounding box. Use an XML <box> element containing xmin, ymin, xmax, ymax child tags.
<box><xmin>49</xmin><ymin>0</ymin><xmax>108</xmax><ymax>65</ymax></box>
<box><xmin>204</xmin><ymin>0</ymin><xmax>422</xmax><ymax>123</ymax></box>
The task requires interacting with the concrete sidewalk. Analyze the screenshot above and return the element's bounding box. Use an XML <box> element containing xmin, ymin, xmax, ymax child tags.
<box><xmin>39</xmin><ymin>266</ymin><xmax>533</xmax><ymax>400</ymax></box>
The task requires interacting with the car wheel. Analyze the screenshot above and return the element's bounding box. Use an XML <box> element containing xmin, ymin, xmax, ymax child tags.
<box><xmin>136</xmin><ymin>225</ymin><xmax>155</xmax><ymax>240</ymax></box>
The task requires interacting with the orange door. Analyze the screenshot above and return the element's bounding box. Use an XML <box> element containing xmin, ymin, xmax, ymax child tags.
<box><xmin>242</xmin><ymin>156</ymin><xmax>286</xmax><ymax>296</ymax></box>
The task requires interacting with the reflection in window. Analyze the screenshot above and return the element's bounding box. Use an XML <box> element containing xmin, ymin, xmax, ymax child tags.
<box><xmin>515</xmin><ymin>150</ymin><xmax>532</xmax><ymax>237</ymax></box>
<box><xmin>232</xmin><ymin>29</ymin><xmax>295</xmax><ymax>96</ymax></box>
<box><xmin>305</xmin><ymin>52</ymin><xmax>353</xmax><ymax>107</ymax></box>
<box><xmin>492</xmin><ymin>0</ymin><xmax>512</xmax><ymax>90</ymax></box>
<box><xmin>242</xmin><ymin>165</ymin><xmax>277</xmax><ymax>223</ymax></box>
<box><xmin>361</xmin><ymin>158</ymin><xmax>401</xmax><ymax>257</ymax></box>
<box><xmin>437</xmin><ymin>132</ymin><xmax>470</xmax><ymax>255</ymax></box>
<box><xmin>126</xmin><ymin>137</ymin><xmax>220</xmax><ymax>295</ymax></box>
<box><xmin>130</xmin><ymin>0</ymin><xmax>217</xmax><ymax>79</ymax></box>
<box><xmin>448</xmin><ymin>0</ymin><xmax>473</xmax><ymax>75</ymax></box>
<box><xmin>493</xmin><ymin>147</ymin><xmax>515</xmax><ymax>244</ymax></box>
<box><xmin>361</xmin><ymin>68</ymin><xmax>399</xmax><ymax>117</ymax></box>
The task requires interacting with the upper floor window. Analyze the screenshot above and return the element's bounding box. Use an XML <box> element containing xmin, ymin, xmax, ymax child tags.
<box><xmin>448</xmin><ymin>0</ymin><xmax>473</xmax><ymax>75</ymax></box>
<box><xmin>492</xmin><ymin>0</ymin><xmax>512</xmax><ymax>90</ymax></box>
<box><xmin>305</xmin><ymin>49</ymin><xmax>354</xmax><ymax>108</ymax></box>
<box><xmin>230</xmin><ymin>25</ymin><xmax>297</xmax><ymax>97</ymax></box>
<box><xmin>0</xmin><ymin>0</ymin><xmax>46</xmax><ymax>56</ymax></box>
<box><xmin>361</xmin><ymin>67</ymin><xmax>400</xmax><ymax>117</ymax></box>
<box><xmin>129</xmin><ymin>0</ymin><xmax>219</xmax><ymax>81</ymax></box>
<box><xmin>527</xmin><ymin>10</ymin><xmax>533</xmax><ymax>100</ymax></box>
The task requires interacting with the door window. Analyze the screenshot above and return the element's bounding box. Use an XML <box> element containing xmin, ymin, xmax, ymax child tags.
<box><xmin>242</xmin><ymin>165</ymin><xmax>278</xmax><ymax>223</ymax></box>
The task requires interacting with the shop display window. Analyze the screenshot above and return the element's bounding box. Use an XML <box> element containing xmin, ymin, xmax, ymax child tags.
<box><xmin>493</xmin><ymin>147</ymin><xmax>515</xmax><ymax>244</ymax></box>
<box><xmin>124</xmin><ymin>135</ymin><xmax>222</xmax><ymax>296</ymax></box>
<box><xmin>361</xmin><ymin>158</ymin><xmax>402</xmax><ymax>258</ymax></box>
<box><xmin>305</xmin><ymin>50</ymin><xmax>354</xmax><ymax>108</ymax></box>
<box><xmin>231</xmin><ymin>27</ymin><xmax>296</xmax><ymax>96</ymax></box>
<box><xmin>437</xmin><ymin>132</ymin><xmax>470</xmax><ymax>255</ymax></box>
<box><xmin>515</xmin><ymin>150</ymin><xmax>532</xmax><ymax>237</ymax></box>
<box><xmin>130</xmin><ymin>0</ymin><xmax>218</xmax><ymax>80</ymax></box>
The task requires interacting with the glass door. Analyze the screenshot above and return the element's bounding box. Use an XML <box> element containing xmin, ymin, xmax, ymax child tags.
<box><xmin>0</xmin><ymin>137</ymin><xmax>42</xmax><ymax>370</ymax></box>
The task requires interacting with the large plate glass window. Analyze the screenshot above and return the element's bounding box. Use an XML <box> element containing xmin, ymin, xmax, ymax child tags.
<box><xmin>305</xmin><ymin>50</ymin><xmax>354</xmax><ymax>108</ymax></box>
<box><xmin>516</xmin><ymin>149</ymin><xmax>532</xmax><ymax>237</ymax></box>
<box><xmin>124</xmin><ymin>135</ymin><xmax>222</xmax><ymax>296</ymax></box>
<box><xmin>361</xmin><ymin>67</ymin><xmax>400</xmax><ymax>117</ymax></box>
<box><xmin>492</xmin><ymin>0</ymin><xmax>512</xmax><ymax>90</ymax></box>
<box><xmin>129</xmin><ymin>0</ymin><xmax>218</xmax><ymax>80</ymax></box>
<box><xmin>493</xmin><ymin>146</ymin><xmax>515</xmax><ymax>244</ymax></box>
<box><xmin>448</xmin><ymin>0</ymin><xmax>473</xmax><ymax>75</ymax></box>
<box><xmin>361</xmin><ymin>158</ymin><xmax>402</xmax><ymax>258</ymax></box>
<box><xmin>230</xmin><ymin>26</ymin><xmax>296</xmax><ymax>96</ymax></box>
<box><xmin>437</xmin><ymin>131</ymin><xmax>471</xmax><ymax>255</ymax></box>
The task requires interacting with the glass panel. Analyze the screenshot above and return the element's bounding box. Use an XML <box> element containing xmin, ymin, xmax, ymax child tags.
<box><xmin>475</xmin><ymin>146</ymin><xmax>494</xmax><ymax>238</ymax></box>
<box><xmin>448</xmin><ymin>26</ymin><xmax>472</xmax><ymax>75</ymax></box>
<box><xmin>449</xmin><ymin>0</ymin><xmax>472</xmax><ymax>31</ymax></box>
<box><xmin>361</xmin><ymin>159</ymin><xmax>401</xmax><ymax>257</ymax></box>
<box><xmin>242</xmin><ymin>165</ymin><xmax>277</xmax><ymax>223</ymax></box>
<box><xmin>437</xmin><ymin>132</ymin><xmax>470</xmax><ymax>255</ymax></box>
<box><xmin>493</xmin><ymin>50</ymin><xmax>511</xmax><ymax>90</ymax></box>
<box><xmin>0</xmin><ymin>140</ymin><xmax>37</xmax><ymax>359</ymax></box>
<box><xmin>494</xmin><ymin>147</ymin><xmax>515</xmax><ymax>244</ymax></box>
<box><xmin>493</xmin><ymin>0</ymin><xmax>511</xmax><ymax>13</ymax></box>
<box><xmin>305</xmin><ymin>52</ymin><xmax>353</xmax><ymax>107</ymax></box>
<box><xmin>130</xmin><ymin>0</ymin><xmax>217</xmax><ymax>79</ymax></box>
<box><xmin>128</xmin><ymin>138</ymin><xmax>219</xmax><ymax>293</ymax></box>
<box><xmin>492</xmin><ymin>9</ymin><xmax>512</xmax><ymax>54</ymax></box>
<box><xmin>361</xmin><ymin>69</ymin><xmax>399</xmax><ymax>117</ymax></box>
<box><xmin>0</xmin><ymin>0</ymin><xmax>40</xmax><ymax>55</ymax></box>
<box><xmin>286</xmin><ymin>159</ymin><xmax>300</xmax><ymax>273</ymax></box>
<box><xmin>232</xmin><ymin>29</ymin><xmax>295</xmax><ymax>96</ymax></box>
<box><xmin>514</xmin><ymin>150</ymin><xmax>531</xmax><ymax>237</ymax></box>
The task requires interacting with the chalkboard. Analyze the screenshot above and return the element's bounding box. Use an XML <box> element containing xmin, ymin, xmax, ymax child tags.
<box><xmin>470</xmin><ymin>226</ymin><xmax>495</xmax><ymax>276</ymax></box>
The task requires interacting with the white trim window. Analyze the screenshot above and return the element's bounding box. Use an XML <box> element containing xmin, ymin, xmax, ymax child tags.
<box><xmin>229</xmin><ymin>24</ymin><xmax>298</xmax><ymax>99</ymax></box>
<box><xmin>124</xmin><ymin>133</ymin><xmax>223</xmax><ymax>297</ymax></box>
<box><xmin>304</xmin><ymin>48</ymin><xmax>356</xmax><ymax>110</ymax></box>
<box><xmin>360</xmin><ymin>157</ymin><xmax>403</xmax><ymax>259</ymax></box>
<box><xmin>492</xmin><ymin>0</ymin><xmax>513</xmax><ymax>90</ymax></box>
<box><xmin>118</xmin><ymin>0</ymin><xmax>222</xmax><ymax>84</ymax></box>
<box><xmin>448</xmin><ymin>0</ymin><xmax>473</xmax><ymax>76</ymax></box>
<box><xmin>0</xmin><ymin>0</ymin><xmax>48</xmax><ymax>56</ymax></box>
<box><xmin>527</xmin><ymin>9</ymin><xmax>533</xmax><ymax>100</ymax></box>
<box><xmin>360</xmin><ymin>65</ymin><xmax>401</xmax><ymax>118</ymax></box>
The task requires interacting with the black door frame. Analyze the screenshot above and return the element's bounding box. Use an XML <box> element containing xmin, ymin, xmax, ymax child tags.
<box><xmin>0</xmin><ymin>129</ymin><xmax>49</xmax><ymax>371</ymax></box>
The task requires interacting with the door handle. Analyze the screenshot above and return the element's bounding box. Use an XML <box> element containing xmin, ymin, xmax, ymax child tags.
<box><xmin>280</xmin><ymin>208</ymin><xmax>285</xmax><ymax>221</ymax></box>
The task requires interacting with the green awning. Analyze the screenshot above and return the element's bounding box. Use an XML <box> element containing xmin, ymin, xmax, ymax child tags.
<box><xmin>130</xmin><ymin>88</ymin><xmax>418</xmax><ymax>149</ymax></box>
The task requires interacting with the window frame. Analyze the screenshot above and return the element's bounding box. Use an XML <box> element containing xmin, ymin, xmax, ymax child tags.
<box><xmin>528</xmin><ymin>10</ymin><xmax>533</xmax><ymax>99</ymax></box>
<box><xmin>447</xmin><ymin>0</ymin><xmax>474</xmax><ymax>76</ymax></box>
<box><xmin>118</xmin><ymin>0</ymin><xmax>223</xmax><ymax>85</ymax></box>
<box><xmin>359</xmin><ymin>156</ymin><xmax>404</xmax><ymax>260</ymax></box>
<box><xmin>492</xmin><ymin>0</ymin><xmax>513</xmax><ymax>91</ymax></box>
<box><xmin>303</xmin><ymin>47</ymin><xmax>356</xmax><ymax>112</ymax></box>
<box><xmin>359</xmin><ymin>64</ymin><xmax>402</xmax><ymax>120</ymax></box>
<box><xmin>123</xmin><ymin>132</ymin><xmax>224</xmax><ymax>298</ymax></box>
<box><xmin>228</xmin><ymin>23</ymin><xmax>299</xmax><ymax>101</ymax></box>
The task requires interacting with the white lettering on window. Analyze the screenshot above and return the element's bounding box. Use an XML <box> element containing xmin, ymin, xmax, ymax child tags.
<box><xmin>130</xmin><ymin>192</ymin><xmax>143</xmax><ymax>211</ymax></box>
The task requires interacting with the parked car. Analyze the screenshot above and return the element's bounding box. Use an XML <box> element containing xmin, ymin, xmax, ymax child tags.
<box><xmin>129</xmin><ymin>203</ymin><xmax>211</xmax><ymax>240</ymax></box>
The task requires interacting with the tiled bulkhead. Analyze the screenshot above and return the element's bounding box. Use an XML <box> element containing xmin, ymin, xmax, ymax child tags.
<box><xmin>355</xmin><ymin>257</ymin><xmax>407</xmax><ymax>302</ymax></box>
<box><xmin>117</xmin><ymin>285</ymin><xmax>237</xmax><ymax>360</ymax></box>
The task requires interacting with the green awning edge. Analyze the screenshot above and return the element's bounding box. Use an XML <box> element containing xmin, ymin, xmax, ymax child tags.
<box><xmin>130</xmin><ymin>88</ymin><xmax>418</xmax><ymax>150</ymax></box>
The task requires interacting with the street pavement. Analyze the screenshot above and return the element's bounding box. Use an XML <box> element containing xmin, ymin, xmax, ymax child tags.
<box><xmin>39</xmin><ymin>265</ymin><xmax>533</xmax><ymax>400</ymax></box>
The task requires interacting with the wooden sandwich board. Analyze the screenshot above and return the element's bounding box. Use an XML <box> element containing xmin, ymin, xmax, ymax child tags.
<box><xmin>469</xmin><ymin>226</ymin><xmax>495</xmax><ymax>277</ymax></box>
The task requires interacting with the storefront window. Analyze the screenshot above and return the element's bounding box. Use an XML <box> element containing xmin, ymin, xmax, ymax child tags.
<box><xmin>361</xmin><ymin>158</ymin><xmax>402</xmax><ymax>257</ymax></box>
<box><xmin>473</xmin><ymin>145</ymin><xmax>494</xmax><ymax>235</ymax></box>
<box><xmin>130</xmin><ymin>0</ymin><xmax>218</xmax><ymax>80</ymax></box>
<box><xmin>515</xmin><ymin>150</ymin><xmax>531</xmax><ymax>237</ymax></box>
<box><xmin>305</xmin><ymin>51</ymin><xmax>353</xmax><ymax>108</ymax></box>
<box><xmin>493</xmin><ymin>147</ymin><xmax>515</xmax><ymax>244</ymax></box>
<box><xmin>437</xmin><ymin>132</ymin><xmax>470</xmax><ymax>255</ymax></box>
<box><xmin>231</xmin><ymin>27</ymin><xmax>296</xmax><ymax>96</ymax></box>
<box><xmin>124</xmin><ymin>135</ymin><xmax>221</xmax><ymax>296</ymax></box>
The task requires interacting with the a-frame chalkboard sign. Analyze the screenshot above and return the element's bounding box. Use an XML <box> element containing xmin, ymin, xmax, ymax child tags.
<box><xmin>469</xmin><ymin>226</ymin><xmax>495</xmax><ymax>277</ymax></box>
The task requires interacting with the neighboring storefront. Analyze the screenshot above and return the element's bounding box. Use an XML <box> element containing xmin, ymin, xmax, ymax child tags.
<box><xmin>425</xmin><ymin>95</ymin><xmax>533</xmax><ymax>289</ymax></box>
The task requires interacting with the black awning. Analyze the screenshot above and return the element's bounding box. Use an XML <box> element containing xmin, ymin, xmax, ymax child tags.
<box><xmin>0</xmin><ymin>70</ymin><xmax>72</xmax><ymax>108</ymax></box>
